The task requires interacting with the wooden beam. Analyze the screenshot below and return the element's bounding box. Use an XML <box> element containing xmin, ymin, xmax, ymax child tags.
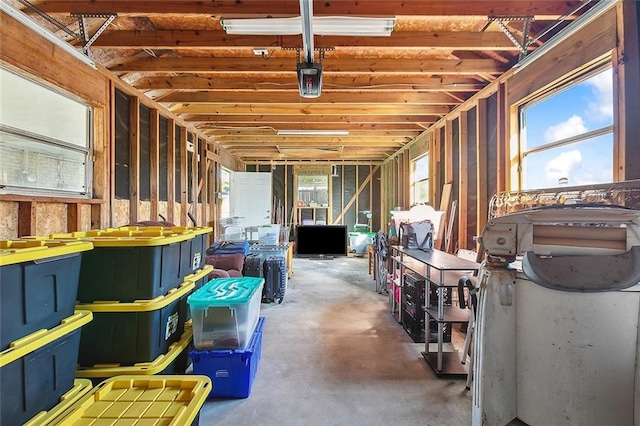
<box><xmin>170</xmin><ymin>104</ymin><xmax>451</xmax><ymax>116</ymax></box>
<box><xmin>94</xmin><ymin>30</ymin><xmax>522</xmax><ymax>51</ymax></box>
<box><xmin>133</xmin><ymin>75</ymin><xmax>483</xmax><ymax>91</ymax></box>
<box><xmin>616</xmin><ymin>1</ymin><xmax>640</xmax><ymax>180</ymax></box>
<box><xmin>180</xmin><ymin>126</ymin><xmax>188</xmax><ymax>226</ymax></box>
<box><xmin>18</xmin><ymin>201</ymin><xmax>36</xmax><ymax>237</ymax></box>
<box><xmin>34</xmin><ymin>1</ymin><xmax>584</xmax><ymax>19</ymax></box>
<box><xmin>183</xmin><ymin>114</ymin><xmax>438</xmax><ymax>124</ymax></box>
<box><xmin>476</xmin><ymin>97</ymin><xmax>489</xmax><ymax>237</ymax></box>
<box><xmin>109</xmin><ymin>57</ymin><xmax>507</xmax><ymax>75</ymax></box>
<box><xmin>458</xmin><ymin>110</ymin><xmax>468</xmax><ymax>249</ymax></box>
<box><xmin>150</xmin><ymin>108</ymin><xmax>159</xmax><ymax>221</ymax></box>
<box><xmin>202</xmin><ymin>126</ymin><xmax>424</xmax><ymax>134</ymax></box>
<box><xmin>67</xmin><ymin>203</ymin><xmax>82</xmax><ymax>232</ymax></box>
<box><xmin>158</xmin><ymin>91</ymin><xmax>463</xmax><ymax>105</ymax></box>
<box><xmin>216</xmin><ymin>137</ymin><xmax>410</xmax><ymax>144</ymax></box>
<box><xmin>167</xmin><ymin>118</ymin><xmax>176</xmax><ymax>224</ymax></box>
<box><xmin>129</xmin><ymin>97</ymin><xmax>140</xmax><ymax>224</ymax></box>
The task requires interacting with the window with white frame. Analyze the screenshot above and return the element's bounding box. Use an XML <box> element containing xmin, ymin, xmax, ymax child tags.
<box><xmin>411</xmin><ymin>154</ymin><xmax>429</xmax><ymax>205</ymax></box>
<box><xmin>0</xmin><ymin>68</ymin><xmax>92</xmax><ymax>196</ymax></box>
<box><xmin>519</xmin><ymin>67</ymin><xmax>613</xmax><ymax>189</ymax></box>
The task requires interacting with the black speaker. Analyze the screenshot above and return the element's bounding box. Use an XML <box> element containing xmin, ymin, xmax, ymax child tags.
<box><xmin>297</xmin><ymin>62</ymin><xmax>322</xmax><ymax>98</ymax></box>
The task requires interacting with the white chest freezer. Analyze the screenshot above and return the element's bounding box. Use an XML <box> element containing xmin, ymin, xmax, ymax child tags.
<box><xmin>473</xmin><ymin>205</ymin><xmax>640</xmax><ymax>426</ymax></box>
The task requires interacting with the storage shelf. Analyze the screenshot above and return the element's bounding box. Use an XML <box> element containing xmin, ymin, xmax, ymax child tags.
<box><xmin>427</xmin><ymin>269</ymin><xmax>477</xmax><ymax>287</ymax></box>
<box><xmin>426</xmin><ymin>306</ymin><xmax>470</xmax><ymax>323</ymax></box>
<box><xmin>421</xmin><ymin>351</ymin><xmax>468</xmax><ymax>378</ymax></box>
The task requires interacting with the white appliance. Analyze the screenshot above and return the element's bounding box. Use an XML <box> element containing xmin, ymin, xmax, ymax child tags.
<box><xmin>473</xmin><ymin>205</ymin><xmax>640</xmax><ymax>426</ymax></box>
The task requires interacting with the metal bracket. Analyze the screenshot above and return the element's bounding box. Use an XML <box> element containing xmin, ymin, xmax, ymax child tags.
<box><xmin>284</xmin><ymin>47</ymin><xmax>334</xmax><ymax>65</ymax></box>
<box><xmin>71</xmin><ymin>13</ymin><xmax>117</xmax><ymax>56</ymax></box>
<box><xmin>489</xmin><ymin>16</ymin><xmax>533</xmax><ymax>57</ymax></box>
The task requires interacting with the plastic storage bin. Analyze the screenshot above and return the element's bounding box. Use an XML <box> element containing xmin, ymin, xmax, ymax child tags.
<box><xmin>0</xmin><ymin>239</ymin><xmax>93</xmax><ymax>350</ymax></box>
<box><xmin>190</xmin><ymin>316</ymin><xmax>265</xmax><ymax>398</ymax></box>
<box><xmin>23</xmin><ymin>379</ymin><xmax>93</xmax><ymax>426</ymax></box>
<box><xmin>188</xmin><ymin>277</ymin><xmax>264</xmax><ymax>350</ymax></box>
<box><xmin>44</xmin><ymin>375</ymin><xmax>211</xmax><ymax>426</ymax></box>
<box><xmin>76</xmin><ymin>281</ymin><xmax>194</xmax><ymax>366</ymax></box>
<box><xmin>76</xmin><ymin>328</ymin><xmax>193</xmax><ymax>382</ymax></box>
<box><xmin>249</xmin><ymin>243</ymin><xmax>289</xmax><ymax>259</ymax></box>
<box><xmin>349</xmin><ymin>231</ymin><xmax>376</xmax><ymax>254</ymax></box>
<box><xmin>0</xmin><ymin>311</ymin><xmax>93</xmax><ymax>426</ymax></box>
<box><xmin>258</xmin><ymin>224</ymin><xmax>280</xmax><ymax>245</ymax></box>
<box><xmin>75</xmin><ymin>229</ymin><xmax>197</xmax><ymax>303</ymax></box>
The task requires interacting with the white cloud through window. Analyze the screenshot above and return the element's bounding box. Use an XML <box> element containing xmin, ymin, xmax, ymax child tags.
<box><xmin>545</xmin><ymin>149</ymin><xmax>582</xmax><ymax>185</ymax></box>
<box><xmin>543</xmin><ymin>115</ymin><xmax>587</xmax><ymax>143</ymax></box>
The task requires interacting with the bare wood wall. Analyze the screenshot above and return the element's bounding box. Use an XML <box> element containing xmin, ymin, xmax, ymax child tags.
<box><xmin>392</xmin><ymin>4</ymin><xmax>637</xmax><ymax>253</ymax></box>
<box><xmin>0</xmin><ymin>10</ymin><xmax>237</xmax><ymax>240</ymax></box>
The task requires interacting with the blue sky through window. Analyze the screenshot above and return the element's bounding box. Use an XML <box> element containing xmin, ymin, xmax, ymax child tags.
<box><xmin>522</xmin><ymin>68</ymin><xmax>613</xmax><ymax>189</ymax></box>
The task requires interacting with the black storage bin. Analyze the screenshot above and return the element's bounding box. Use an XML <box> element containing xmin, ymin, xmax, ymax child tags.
<box><xmin>0</xmin><ymin>311</ymin><xmax>92</xmax><ymax>426</ymax></box>
<box><xmin>77</xmin><ymin>282</ymin><xmax>193</xmax><ymax>366</ymax></box>
<box><xmin>178</xmin><ymin>227</ymin><xmax>211</xmax><ymax>279</ymax></box>
<box><xmin>0</xmin><ymin>240</ymin><xmax>92</xmax><ymax>351</ymax></box>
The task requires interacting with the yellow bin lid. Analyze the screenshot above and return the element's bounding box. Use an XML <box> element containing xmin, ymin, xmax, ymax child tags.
<box><xmin>43</xmin><ymin>374</ymin><xmax>211</xmax><ymax>426</ymax></box>
<box><xmin>76</xmin><ymin>281</ymin><xmax>194</xmax><ymax>311</ymax></box>
<box><xmin>0</xmin><ymin>311</ymin><xmax>93</xmax><ymax>368</ymax></box>
<box><xmin>0</xmin><ymin>240</ymin><xmax>93</xmax><ymax>266</ymax></box>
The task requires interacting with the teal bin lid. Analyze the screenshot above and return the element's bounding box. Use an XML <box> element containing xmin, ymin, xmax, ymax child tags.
<box><xmin>187</xmin><ymin>277</ymin><xmax>264</xmax><ymax>307</ymax></box>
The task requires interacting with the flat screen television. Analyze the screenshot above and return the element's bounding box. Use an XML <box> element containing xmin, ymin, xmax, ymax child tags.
<box><xmin>295</xmin><ymin>225</ymin><xmax>348</xmax><ymax>257</ymax></box>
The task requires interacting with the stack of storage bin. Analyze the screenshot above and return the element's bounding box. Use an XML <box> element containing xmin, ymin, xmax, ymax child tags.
<box><xmin>188</xmin><ymin>276</ymin><xmax>265</xmax><ymax>398</ymax></box>
<box><xmin>0</xmin><ymin>239</ymin><xmax>94</xmax><ymax>425</ymax></box>
<box><xmin>66</xmin><ymin>227</ymin><xmax>212</xmax><ymax>381</ymax></box>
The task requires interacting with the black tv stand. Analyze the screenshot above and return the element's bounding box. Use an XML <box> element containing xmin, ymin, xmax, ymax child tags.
<box><xmin>309</xmin><ymin>255</ymin><xmax>334</xmax><ymax>260</ymax></box>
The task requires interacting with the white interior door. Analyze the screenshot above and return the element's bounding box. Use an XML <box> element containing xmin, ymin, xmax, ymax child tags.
<box><xmin>230</xmin><ymin>172</ymin><xmax>272</xmax><ymax>226</ymax></box>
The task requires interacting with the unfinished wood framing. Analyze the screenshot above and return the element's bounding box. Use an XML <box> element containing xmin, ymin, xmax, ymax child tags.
<box><xmin>150</xmin><ymin>108</ymin><xmax>159</xmax><ymax>220</ymax></box>
<box><xmin>129</xmin><ymin>97</ymin><xmax>140</xmax><ymax>224</ymax></box>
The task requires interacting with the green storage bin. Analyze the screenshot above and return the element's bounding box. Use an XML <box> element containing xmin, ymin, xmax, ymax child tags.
<box><xmin>188</xmin><ymin>277</ymin><xmax>264</xmax><ymax>350</ymax></box>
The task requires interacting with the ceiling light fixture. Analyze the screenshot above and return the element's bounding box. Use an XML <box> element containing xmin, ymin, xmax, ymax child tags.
<box><xmin>221</xmin><ymin>16</ymin><xmax>395</xmax><ymax>37</ymax></box>
<box><xmin>277</xmin><ymin>130</ymin><xmax>349</xmax><ymax>136</ymax></box>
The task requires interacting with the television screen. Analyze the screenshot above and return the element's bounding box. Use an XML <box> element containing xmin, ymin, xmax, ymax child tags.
<box><xmin>295</xmin><ymin>225</ymin><xmax>348</xmax><ymax>257</ymax></box>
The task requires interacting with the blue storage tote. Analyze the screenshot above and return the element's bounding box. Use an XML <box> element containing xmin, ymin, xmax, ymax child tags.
<box><xmin>0</xmin><ymin>240</ymin><xmax>93</xmax><ymax>351</ymax></box>
<box><xmin>188</xmin><ymin>276</ymin><xmax>264</xmax><ymax>350</ymax></box>
<box><xmin>76</xmin><ymin>281</ymin><xmax>194</xmax><ymax>366</ymax></box>
<box><xmin>0</xmin><ymin>311</ymin><xmax>93</xmax><ymax>426</ymax></box>
<box><xmin>190</xmin><ymin>316</ymin><xmax>265</xmax><ymax>399</ymax></box>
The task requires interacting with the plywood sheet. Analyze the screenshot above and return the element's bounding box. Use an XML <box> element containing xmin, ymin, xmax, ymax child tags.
<box><xmin>81</xmin><ymin>204</ymin><xmax>92</xmax><ymax>231</ymax></box>
<box><xmin>174</xmin><ymin>203</ymin><xmax>182</xmax><ymax>226</ymax></box>
<box><xmin>113</xmin><ymin>199</ymin><xmax>130</xmax><ymax>227</ymax></box>
<box><xmin>158</xmin><ymin>201</ymin><xmax>168</xmax><ymax>221</ymax></box>
<box><xmin>35</xmin><ymin>203</ymin><xmax>66</xmax><ymax>236</ymax></box>
<box><xmin>0</xmin><ymin>201</ymin><xmax>18</xmax><ymax>240</ymax></box>
<box><xmin>139</xmin><ymin>201</ymin><xmax>152</xmax><ymax>221</ymax></box>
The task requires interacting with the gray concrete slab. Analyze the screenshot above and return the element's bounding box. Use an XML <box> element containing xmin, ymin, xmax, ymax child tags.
<box><xmin>198</xmin><ymin>256</ymin><xmax>472</xmax><ymax>425</ymax></box>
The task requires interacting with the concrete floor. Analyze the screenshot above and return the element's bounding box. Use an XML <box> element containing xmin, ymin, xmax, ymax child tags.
<box><xmin>198</xmin><ymin>256</ymin><xmax>472</xmax><ymax>425</ymax></box>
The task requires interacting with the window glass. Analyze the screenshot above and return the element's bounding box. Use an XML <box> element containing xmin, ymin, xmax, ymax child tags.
<box><xmin>411</xmin><ymin>154</ymin><xmax>429</xmax><ymax>204</ymax></box>
<box><xmin>0</xmin><ymin>68</ymin><xmax>92</xmax><ymax>196</ymax></box>
<box><xmin>521</xmin><ymin>68</ymin><xmax>613</xmax><ymax>189</ymax></box>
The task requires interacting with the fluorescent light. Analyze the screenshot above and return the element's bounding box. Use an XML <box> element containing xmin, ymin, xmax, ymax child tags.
<box><xmin>314</xmin><ymin>17</ymin><xmax>395</xmax><ymax>36</ymax></box>
<box><xmin>222</xmin><ymin>16</ymin><xmax>395</xmax><ymax>36</ymax></box>
<box><xmin>0</xmin><ymin>2</ymin><xmax>96</xmax><ymax>69</ymax></box>
<box><xmin>277</xmin><ymin>130</ymin><xmax>349</xmax><ymax>136</ymax></box>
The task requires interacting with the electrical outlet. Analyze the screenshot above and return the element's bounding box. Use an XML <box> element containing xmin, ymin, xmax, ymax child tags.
<box><xmin>253</xmin><ymin>48</ymin><xmax>268</xmax><ymax>56</ymax></box>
